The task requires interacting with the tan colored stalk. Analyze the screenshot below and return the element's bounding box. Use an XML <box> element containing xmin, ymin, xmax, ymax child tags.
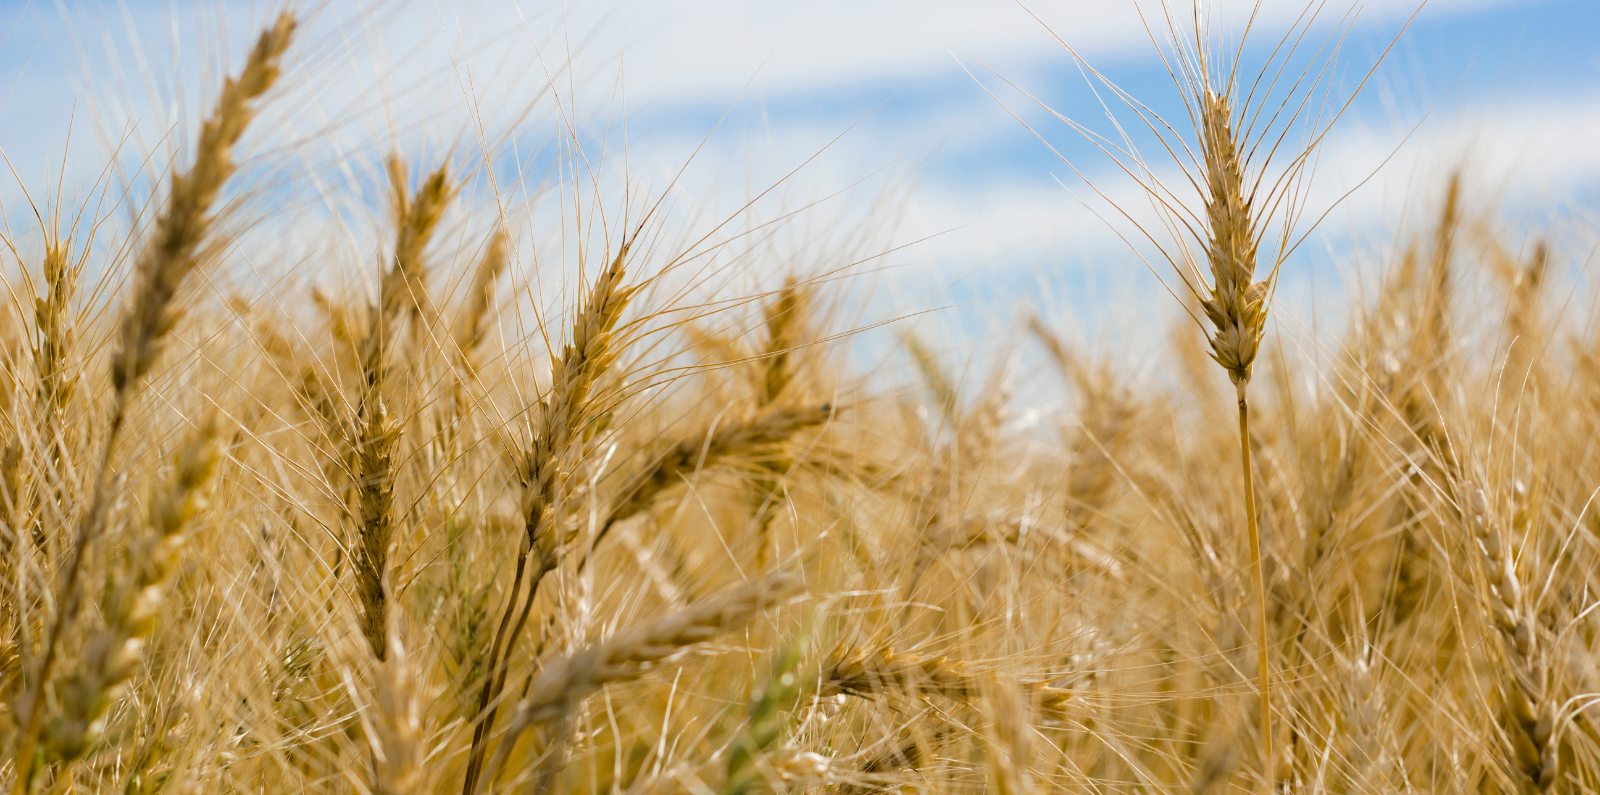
<box><xmin>473</xmin><ymin>572</ymin><xmax>802</xmax><ymax>795</ymax></box>
<box><xmin>463</xmin><ymin>241</ymin><xmax>637</xmax><ymax>794</ymax></box>
<box><xmin>1194</xmin><ymin>87</ymin><xmax>1273</xmax><ymax>793</ymax></box>
<box><xmin>349</xmin><ymin>159</ymin><xmax>452</xmax><ymax>660</ymax></box>
<box><xmin>1044</xmin><ymin>4</ymin><xmax>1390</xmax><ymax>778</ymax></box>
<box><xmin>11</xmin><ymin>15</ymin><xmax>293</xmax><ymax>790</ymax></box>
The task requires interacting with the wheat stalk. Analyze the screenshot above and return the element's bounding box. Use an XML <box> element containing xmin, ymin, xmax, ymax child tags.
<box><xmin>345</xmin><ymin>159</ymin><xmax>453</xmax><ymax>660</ymax></box>
<box><xmin>463</xmin><ymin>240</ymin><xmax>638</xmax><ymax>794</ymax></box>
<box><xmin>1160</xmin><ymin>51</ymin><xmax>1292</xmax><ymax>795</ymax></box>
<box><xmin>1187</xmin><ymin>97</ymin><xmax>1272</xmax><ymax>763</ymax></box>
<box><xmin>10</xmin><ymin>15</ymin><xmax>294</xmax><ymax>790</ymax></box>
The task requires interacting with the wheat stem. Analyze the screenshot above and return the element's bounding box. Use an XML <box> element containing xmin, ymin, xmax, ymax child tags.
<box><xmin>1237</xmin><ymin>382</ymin><xmax>1270</xmax><ymax>793</ymax></box>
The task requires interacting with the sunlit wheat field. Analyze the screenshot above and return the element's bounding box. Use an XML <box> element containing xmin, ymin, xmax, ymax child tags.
<box><xmin>1</xmin><ymin>1</ymin><xmax>1599</xmax><ymax>793</ymax></box>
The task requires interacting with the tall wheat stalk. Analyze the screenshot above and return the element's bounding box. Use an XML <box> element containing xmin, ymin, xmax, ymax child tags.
<box><xmin>462</xmin><ymin>239</ymin><xmax>639</xmax><ymax>794</ymax></box>
<box><xmin>1193</xmin><ymin>86</ymin><xmax>1275</xmax><ymax>787</ymax></box>
<box><xmin>9</xmin><ymin>14</ymin><xmax>295</xmax><ymax>791</ymax></box>
<box><xmin>1005</xmin><ymin>5</ymin><xmax>1410</xmax><ymax>788</ymax></box>
<box><xmin>351</xmin><ymin>158</ymin><xmax>454</xmax><ymax>660</ymax></box>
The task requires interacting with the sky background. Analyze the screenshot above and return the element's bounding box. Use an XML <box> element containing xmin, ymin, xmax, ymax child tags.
<box><xmin>3</xmin><ymin>0</ymin><xmax>1599</xmax><ymax>369</ymax></box>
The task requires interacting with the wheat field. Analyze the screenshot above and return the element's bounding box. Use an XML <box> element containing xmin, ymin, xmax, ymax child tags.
<box><xmin>1</xmin><ymin>4</ymin><xmax>1598</xmax><ymax>794</ymax></box>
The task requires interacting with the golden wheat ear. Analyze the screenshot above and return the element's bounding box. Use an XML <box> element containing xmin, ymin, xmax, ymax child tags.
<box><xmin>109</xmin><ymin>13</ymin><xmax>296</xmax><ymax>406</ymax></box>
<box><xmin>1465</xmin><ymin>486</ymin><xmax>1561</xmax><ymax>792</ymax></box>
<box><xmin>346</xmin><ymin>158</ymin><xmax>454</xmax><ymax>661</ymax></box>
<box><xmin>475</xmin><ymin>572</ymin><xmax>803</xmax><ymax>795</ymax></box>
<box><xmin>455</xmin><ymin>230</ymin><xmax>510</xmax><ymax>370</ymax></box>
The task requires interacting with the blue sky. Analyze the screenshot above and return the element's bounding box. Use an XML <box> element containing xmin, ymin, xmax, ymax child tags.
<box><xmin>2</xmin><ymin>0</ymin><xmax>1598</xmax><ymax>356</ymax></box>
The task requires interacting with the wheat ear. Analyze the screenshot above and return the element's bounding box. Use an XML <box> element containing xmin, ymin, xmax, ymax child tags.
<box><xmin>441</xmin><ymin>230</ymin><xmax>508</xmax><ymax>450</ymax></box>
<box><xmin>463</xmin><ymin>241</ymin><xmax>637</xmax><ymax>794</ymax></box>
<box><xmin>587</xmin><ymin>403</ymin><xmax>835</xmax><ymax>562</ymax></box>
<box><xmin>456</xmin><ymin>230</ymin><xmax>509</xmax><ymax>372</ymax></box>
<box><xmin>749</xmin><ymin>280</ymin><xmax>813</xmax><ymax>567</ymax></box>
<box><xmin>4</xmin><ymin>238</ymin><xmax>78</xmax><ymax>628</ymax></box>
<box><xmin>822</xmin><ymin>647</ymin><xmax>1071</xmax><ymax>714</ymax></box>
<box><xmin>1503</xmin><ymin>240</ymin><xmax>1549</xmax><ymax>392</ymax></box>
<box><xmin>758</xmin><ymin>278</ymin><xmax>806</xmax><ymax>405</ymax></box>
<box><xmin>10</xmin><ymin>15</ymin><xmax>293</xmax><ymax>791</ymax></box>
<box><xmin>1468</xmin><ymin>488</ymin><xmax>1559</xmax><ymax>792</ymax></box>
<box><xmin>33</xmin><ymin>240</ymin><xmax>79</xmax><ymax>467</ymax></box>
<box><xmin>474</xmin><ymin>573</ymin><xmax>802</xmax><ymax>795</ymax></box>
<box><xmin>38</xmin><ymin>421</ymin><xmax>218</xmax><ymax>766</ymax></box>
<box><xmin>351</xmin><ymin>159</ymin><xmax>453</xmax><ymax>660</ymax></box>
